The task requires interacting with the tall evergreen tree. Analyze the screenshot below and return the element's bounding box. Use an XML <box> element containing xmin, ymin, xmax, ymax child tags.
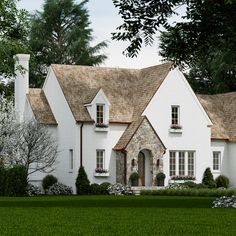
<box><xmin>29</xmin><ymin>0</ymin><xmax>107</xmax><ymax>87</ymax></box>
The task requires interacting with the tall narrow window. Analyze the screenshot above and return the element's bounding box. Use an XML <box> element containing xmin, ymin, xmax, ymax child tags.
<box><xmin>169</xmin><ymin>151</ymin><xmax>176</xmax><ymax>176</ymax></box>
<box><xmin>179</xmin><ymin>151</ymin><xmax>185</xmax><ymax>175</ymax></box>
<box><xmin>96</xmin><ymin>104</ymin><xmax>104</xmax><ymax>124</ymax></box>
<box><xmin>213</xmin><ymin>151</ymin><xmax>221</xmax><ymax>171</ymax></box>
<box><xmin>188</xmin><ymin>151</ymin><xmax>194</xmax><ymax>176</ymax></box>
<box><xmin>96</xmin><ymin>150</ymin><xmax>105</xmax><ymax>169</ymax></box>
<box><xmin>171</xmin><ymin>106</ymin><xmax>179</xmax><ymax>125</ymax></box>
<box><xmin>69</xmin><ymin>149</ymin><xmax>73</xmax><ymax>170</ymax></box>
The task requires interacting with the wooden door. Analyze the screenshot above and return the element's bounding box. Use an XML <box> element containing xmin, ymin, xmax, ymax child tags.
<box><xmin>138</xmin><ymin>152</ymin><xmax>145</xmax><ymax>186</ymax></box>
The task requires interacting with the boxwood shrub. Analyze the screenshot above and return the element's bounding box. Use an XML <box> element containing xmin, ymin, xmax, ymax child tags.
<box><xmin>140</xmin><ymin>188</ymin><xmax>236</xmax><ymax>197</ymax></box>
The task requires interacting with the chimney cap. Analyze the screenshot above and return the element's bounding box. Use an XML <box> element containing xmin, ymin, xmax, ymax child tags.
<box><xmin>14</xmin><ymin>54</ymin><xmax>30</xmax><ymax>61</ymax></box>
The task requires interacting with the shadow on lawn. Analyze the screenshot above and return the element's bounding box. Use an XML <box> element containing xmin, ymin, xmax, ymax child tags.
<box><xmin>0</xmin><ymin>196</ymin><xmax>214</xmax><ymax>208</ymax></box>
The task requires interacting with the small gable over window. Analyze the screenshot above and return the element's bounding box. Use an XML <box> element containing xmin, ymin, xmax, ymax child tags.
<box><xmin>84</xmin><ymin>88</ymin><xmax>110</xmax><ymax>131</ymax></box>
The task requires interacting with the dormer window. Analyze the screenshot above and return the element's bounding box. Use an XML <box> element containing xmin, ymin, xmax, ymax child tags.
<box><xmin>96</xmin><ymin>104</ymin><xmax>105</xmax><ymax>124</ymax></box>
<box><xmin>170</xmin><ymin>105</ymin><xmax>182</xmax><ymax>132</ymax></box>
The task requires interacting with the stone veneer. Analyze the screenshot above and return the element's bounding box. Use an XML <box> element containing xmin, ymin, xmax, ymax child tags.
<box><xmin>116</xmin><ymin>118</ymin><xmax>165</xmax><ymax>186</ymax></box>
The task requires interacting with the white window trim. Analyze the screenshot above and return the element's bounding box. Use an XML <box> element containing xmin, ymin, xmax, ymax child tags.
<box><xmin>96</xmin><ymin>149</ymin><xmax>105</xmax><ymax>169</ymax></box>
<box><xmin>169</xmin><ymin>151</ymin><xmax>196</xmax><ymax>177</ymax></box>
<box><xmin>213</xmin><ymin>151</ymin><xmax>221</xmax><ymax>172</ymax></box>
<box><xmin>69</xmin><ymin>149</ymin><xmax>73</xmax><ymax>173</ymax></box>
<box><xmin>171</xmin><ymin>105</ymin><xmax>180</xmax><ymax>126</ymax></box>
<box><xmin>96</xmin><ymin>103</ymin><xmax>105</xmax><ymax>124</ymax></box>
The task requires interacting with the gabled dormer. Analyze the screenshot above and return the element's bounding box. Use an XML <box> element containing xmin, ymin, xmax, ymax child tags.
<box><xmin>84</xmin><ymin>88</ymin><xmax>111</xmax><ymax>131</ymax></box>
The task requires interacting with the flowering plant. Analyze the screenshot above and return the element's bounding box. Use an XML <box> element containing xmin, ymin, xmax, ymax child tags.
<box><xmin>95</xmin><ymin>123</ymin><xmax>108</xmax><ymax>128</ymax></box>
<box><xmin>95</xmin><ymin>168</ymin><xmax>108</xmax><ymax>173</ymax></box>
<box><xmin>170</xmin><ymin>124</ymin><xmax>182</xmax><ymax>129</ymax></box>
<box><xmin>212</xmin><ymin>195</ymin><xmax>236</xmax><ymax>208</ymax></box>
<box><xmin>171</xmin><ymin>175</ymin><xmax>195</xmax><ymax>180</ymax></box>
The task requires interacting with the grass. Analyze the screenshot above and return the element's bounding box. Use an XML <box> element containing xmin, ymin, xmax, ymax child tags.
<box><xmin>0</xmin><ymin>196</ymin><xmax>235</xmax><ymax>235</ymax></box>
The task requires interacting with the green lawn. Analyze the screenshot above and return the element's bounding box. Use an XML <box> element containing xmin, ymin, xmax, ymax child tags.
<box><xmin>0</xmin><ymin>196</ymin><xmax>235</xmax><ymax>236</ymax></box>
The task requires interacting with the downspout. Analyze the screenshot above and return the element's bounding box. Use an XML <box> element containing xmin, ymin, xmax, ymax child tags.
<box><xmin>80</xmin><ymin>122</ymin><xmax>84</xmax><ymax>167</ymax></box>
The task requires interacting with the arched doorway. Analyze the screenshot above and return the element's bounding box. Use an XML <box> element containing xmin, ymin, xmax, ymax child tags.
<box><xmin>138</xmin><ymin>149</ymin><xmax>152</xmax><ymax>186</ymax></box>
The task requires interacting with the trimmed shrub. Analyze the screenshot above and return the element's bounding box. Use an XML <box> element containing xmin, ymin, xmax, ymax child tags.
<box><xmin>5</xmin><ymin>165</ymin><xmax>28</xmax><ymax>196</ymax></box>
<box><xmin>100</xmin><ymin>182</ymin><xmax>111</xmax><ymax>195</ymax></box>
<box><xmin>108</xmin><ymin>183</ymin><xmax>133</xmax><ymax>195</ymax></box>
<box><xmin>76</xmin><ymin>166</ymin><xmax>90</xmax><ymax>195</ymax></box>
<box><xmin>202</xmin><ymin>167</ymin><xmax>216</xmax><ymax>188</ymax></box>
<box><xmin>27</xmin><ymin>184</ymin><xmax>43</xmax><ymax>196</ymax></box>
<box><xmin>42</xmin><ymin>175</ymin><xmax>58</xmax><ymax>192</ymax></box>
<box><xmin>0</xmin><ymin>167</ymin><xmax>6</xmax><ymax>195</ymax></box>
<box><xmin>215</xmin><ymin>175</ymin><xmax>229</xmax><ymax>188</ymax></box>
<box><xmin>90</xmin><ymin>183</ymin><xmax>101</xmax><ymax>195</ymax></box>
<box><xmin>48</xmin><ymin>182</ymin><xmax>73</xmax><ymax>195</ymax></box>
<box><xmin>140</xmin><ymin>188</ymin><xmax>236</xmax><ymax>197</ymax></box>
<box><xmin>129</xmin><ymin>172</ymin><xmax>139</xmax><ymax>186</ymax></box>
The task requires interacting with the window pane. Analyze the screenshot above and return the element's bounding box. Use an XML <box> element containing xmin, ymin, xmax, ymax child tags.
<box><xmin>96</xmin><ymin>150</ymin><xmax>104</xmax><ymax>169</ymax></box>
<box><xmin>69</xmin><ymin>149</ymin><xmax>73</xmax><ymax>170</ymax></box>
<box><xmin>179</xmin><ymin>151</ymin><xmax>185</xmax><ymax>175</ymax></box>
<box><xmin>188</xmin><ymin>152</ymin><xmax>194</xmax><ymax>176</ymax></box>
<box><xmin>171</xmin><ymin>106</ymin><xmax>179</xmax><ymax>125</ymax></box>
<box><xmin>213</xmin><ymin>152</ymin><xmax>220</xmax><ymax>171</ymax></box>
<box><xmin>96</xmin><ymin>105</ymin><xmax>104</xmax><ymax>123</ymax></box>
<box><xmin>169</xmin><ymin>151</ymin><xmax>176</xmax><ymax>176</ymax></box>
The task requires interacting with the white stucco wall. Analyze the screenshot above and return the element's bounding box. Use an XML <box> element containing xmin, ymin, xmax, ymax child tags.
<box><xmin>143</xmin><ymin>68</ymin><xmax>212</xmax><ymax>184</ymax></box>
<box><xmin>43</xmin><ymin>68</ymin><xmax>79</xmax><ymax>191</ymax></box>
<box><xmin>211</xmin><ymin>140</ymin><xmax>228</xmax><ymax>180</ymax></box>
<box><xmin>82</xmin><ymin>123</ymin><xmax>127</xmax><ymax>184</ymax></box>
<box><xmin>228</xmin><ymin>143</ymin><xmax>236</xmax><ymax>186</ymax></box>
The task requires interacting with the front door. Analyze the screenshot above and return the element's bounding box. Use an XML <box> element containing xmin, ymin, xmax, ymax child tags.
<box><xmin>138</xmin><ymin>152</ymin><xmax>145</xmax><ymax>186</ymax></box>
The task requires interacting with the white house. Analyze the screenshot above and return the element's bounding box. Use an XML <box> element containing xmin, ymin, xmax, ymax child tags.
<box><xmin>14</xmin><ymin>54</ymin><xmax>236</xmax><ymax>191</ymax></box>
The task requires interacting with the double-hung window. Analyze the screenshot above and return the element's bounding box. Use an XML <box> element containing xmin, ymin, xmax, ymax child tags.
<box><xmin>171</xmin><ymin>106</ymin><xmax>180</xmax><ymax>126</ymax></box>
<box><xmin>96</xmin><ymin>150</ymin><xmax>105</xmax><ymax>169</ymax></box>
<box><xmin>213</xmin><ymin>151</ymin><xmax>221</xmax><ymax>171</ymax></box>
<box><xmin>96</xmin><ymin>104</ymin><xmax>104</xmax><ymax>124</ymax></box>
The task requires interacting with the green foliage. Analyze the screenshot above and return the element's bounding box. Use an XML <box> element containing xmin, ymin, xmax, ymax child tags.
<box><xmin>141</xmin><ymin>188</ymin><xmax>236</xmax><ymax>197</ymax></box>
<box><xmin>0</xmin><ymin>167</ymin><xmax>6</xmax><ymax>195</ymax></box>
<box><xmin>0</xmin><ymin>0</ymin><xmax>30</xmax><ymax>78</ymax></box>
<box><xmin>202</xmin><ymin>168</ymin><xmax>216</xmax><ymax>188</ymax></box>
<box><xmin>129</xmin><ymin>172</ymin><xmax>139</xmax><ymax>180</ymax></box>
<box><xmin>90</xmin><ymin>183</ymin><xmax>101</xmax><ymax>195</ymax></box>
<box><xmin>42</xmin><ymin>175</ymin><xmax>58</xmax><ymax>191</ymax></box>
<box><xmin>156</xmin><ymin>172</ymin><xmax>166</xmax><ymax>180</ymax></box>
<box><xmin>215</xmin><ymin>175</ymin><xmax>230</xmax><ymax>188</ymax></box>
<box><xmin>5</xmin><ymin>165</ymin><xmax>28</xmax><ymax>196</ymax></box>
<box><xmin>113</xmin><ymin>0</ymin><xmax>236</xmax><ymax>94</ymax></box>
<box><xmin>100</xmin><ymin>182</ymin><xmax>111</xmax><ymax>195</ymax></box>
<box><xmin>29</xmin><ymin>0</ymin><xmax>107</xmax><ymax>87</ymax></box>
<box><xmin>76</xmin><ymin>166</ymin><xmax>90</xmax><ymax>195</ymax></box>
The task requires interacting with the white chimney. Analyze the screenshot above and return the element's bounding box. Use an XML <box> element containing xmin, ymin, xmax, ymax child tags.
<box><xmin>14</xmin><ymin>54</ymin><xmax>30</xmax><ymax>122</ymax></box>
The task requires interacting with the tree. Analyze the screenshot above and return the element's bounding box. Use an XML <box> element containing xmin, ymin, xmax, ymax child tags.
<box><xmin>112</xmin><ymin>0</ymin><xmax>236</xmax><ymax>94</ymax></box>
<box><xmin>202</xmin><ymin>167</ymin><xmax>216</xmax><ymax>188</ymax></box>
<box><xmin>8</xmin><ymin>120</ymin><xmax>58</xmax><ymax>176</ymax></box>
<box><xmin>76</xmin><ymin>166</ymin><xmax>90</xmax><ymax>195</ymax></box>
<box><xmin>0</xmin><ymin>96</ymin><xmax>18</xmax><ymax>159</ymax></box>
<box><xmin>29</xmin><ymin>0</ymin><xmax>107</xmax><ymax>87</ymax></box>
<box><xmin>0</xmin><ymin>0</ymin><xmax>30</xmax><ymax>79</ymax></box>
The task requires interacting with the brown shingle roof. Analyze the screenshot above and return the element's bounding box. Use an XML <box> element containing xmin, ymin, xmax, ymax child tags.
<box><xmin>197</xmin><ymin>92</ymin><xmax>236</xmax><ymax>141</ymax></box>
<box><xmin>27</xmin><ymin>89</ymin><xmax>57</xmax><ymax>125</ymax></box>
<box><xmin>51</xmin><ymin>63</ymin><xmax>172</xmax><ymax>123</ymax></box>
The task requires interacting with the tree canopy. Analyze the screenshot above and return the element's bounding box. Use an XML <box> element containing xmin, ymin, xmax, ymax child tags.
<box><xmin>0</xmin><ymin>0</ymin><xmax>30</xmax><ymax>78</ymax></box>
<box><xmin>112</xmin><ymin>0</ymin><xmax>236</xmax><ymax>94</ymax></box>
<box><xmin>29</xmin><ymin>0</ymin><xmax>107</xmax><ymax>87</ymax></box>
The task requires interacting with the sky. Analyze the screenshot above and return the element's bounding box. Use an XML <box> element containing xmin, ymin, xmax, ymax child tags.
<box><xmin>16</xmin><ymin>0</ymin><xmax>163</xmax><ymax>69</ymax></box>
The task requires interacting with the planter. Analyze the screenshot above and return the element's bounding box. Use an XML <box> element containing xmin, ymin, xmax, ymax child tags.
<box><xmin>131</xmin><ymin>179</ymin><xmax>139</xmax><ymax>186</ymax></box>
<box><xmin>157</xmin><ymin>179</ymin><xmax>165</xmax><ymax>187</ymax></box>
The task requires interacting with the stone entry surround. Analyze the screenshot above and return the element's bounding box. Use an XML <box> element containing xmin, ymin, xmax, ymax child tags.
<box><xmin>116</xmin><ymin>117</ymin><xmax>165</xmax><ymax>186</ymax></box>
